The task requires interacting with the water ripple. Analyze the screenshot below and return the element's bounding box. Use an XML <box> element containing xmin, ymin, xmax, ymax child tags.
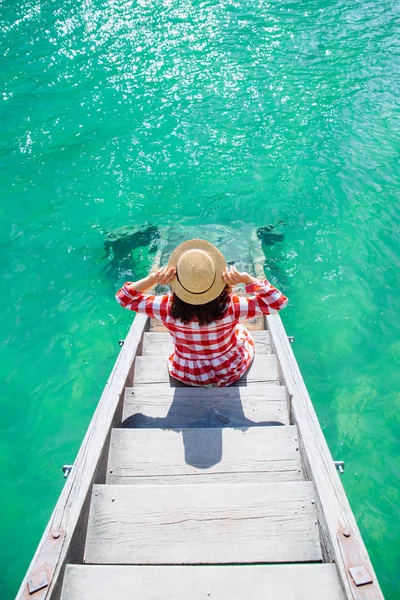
<box><xmin>1</xmin><ymin>0</ymin><xmax>400</xmax><ymax>597</ymax></box>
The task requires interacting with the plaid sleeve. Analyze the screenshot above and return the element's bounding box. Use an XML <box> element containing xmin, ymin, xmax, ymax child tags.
<box><xmin>116</xmin><ymin>283</ymin><xmax>170</xmax><ymax>321</ymax></box>
<box><xmin>232</xmin><ymin>279</ymin><xmax>288</xmax><ymax>319</ymax></box>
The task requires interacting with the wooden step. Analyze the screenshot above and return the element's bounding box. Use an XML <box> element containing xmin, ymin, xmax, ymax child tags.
<box><xmin>141</xmin><ymin>330</ymin><xmax>272</xmax><ymax>356</ymax></box>
<box><xmin>84</xmin><ymin>482</ymin><xmax>321</xmax><ymax>564</ymax></box>
<box><xmin>133</xmin><ymin>354</ymin><xmax>279</xmax><ymax>387</ymax></box>
<box><xmin>122</xmin><ymin>385</ymin><xmax>289</xmax><ymax>427</ymax></box>
<box><xmin>61</xmin><ymin>564</ymin><xmax>345</xmax><ymax>600</ymax></box>
<box><xmin>107</xmin><ymin>426</ymin><xmax>302</xmax><ymax>485</ymax></box>
<box><xmin>150</xmin><ymin>315</ymin><xmax>266</xmax><ymax>332</ymax></box>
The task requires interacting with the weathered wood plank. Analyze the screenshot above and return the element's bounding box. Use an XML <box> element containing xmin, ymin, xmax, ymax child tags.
<box><xmin>61</xmin><ymin>564</ymin><xmax>345</xmax><ymax>600</ymax></box>
<box><xmin>149</xmin><ymin>319</ymin><xmax>169</xmax><ymax>332</ymax></box>
<box><xmin>15</xmin><ymin>315</ymin><xmax>149</xmax><ymax>600</ymax></box>
<box><xmin>133</xmin><ymin>354</ymin><xmax>279</xmax><ymax>387</ymax></box>
<box><xmin>242</xmin><ymin>315</ymin><xmax>266</xmax><ymax>330</ymax></box>
<box><xmin>142</xmin><ymin>330</ymin><xmax>272</xmax><ymax>356</ymax></box>
<box><xmin>84</xmin><ymin>482</ymin><xmax>321</xmax><ymax>564</ymax></box>
<box><xmin>122</xmin><ymin>385</ymin><xmax>289</xmax><ymax>427</ymax></box>
<box><xmin>266</xmin><ymin>313</ymin><xmax>384</xmax><ymax>600</ymax></box>
<box><xmin>106</xmin><ymin>426</ymin><xmax>302</xmax><ymax>484</ymax></box>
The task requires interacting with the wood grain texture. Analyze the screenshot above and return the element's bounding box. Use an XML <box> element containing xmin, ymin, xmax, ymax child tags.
<box><xmin>122</xmin><ymin>385</ymin><xmax>289</xmax><ymax>427</ymax></box>
<box><xmin>133</xmin><ymin>354</ymin><xmax>279</xmax><ymax>387</ymax></box>
<box><xmin>106</xmin><ymin>426</ymin><xmax>303</xmax><ymax>484</ymax></box>
<box><xmin>266</xmin><ymin>313</ymin><xmax>384</xmax><ymax>600</ymax></box>
<box><xmin>142</xmin><ymin>330</ymin><xmax>272</xmax><ymax>356</ymax></box>
<box><xmin>84</xmin><ymin>481</ymin><xmax>321</xmax><ymax>564</ymax></box>
<box><xmin>61</xmin><ymin>564</ymin><xmax>345</xmax><ymax>600</ymax></box>
<box><xmin>14</xmin><ymin>315</ymin><xmax>149</xmax><ymax>600</ymax></box>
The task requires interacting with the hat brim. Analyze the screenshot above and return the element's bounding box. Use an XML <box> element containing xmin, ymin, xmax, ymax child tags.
<box><xmin>168</xmin><ymin>239</ymin><xmax>227</xmax><ymax>305</ymax></box>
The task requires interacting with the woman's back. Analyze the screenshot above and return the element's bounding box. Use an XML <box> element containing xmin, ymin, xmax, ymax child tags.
<box><xmin>117</xmin><ymin>276</ymin><xmax>287</xmax><ymax>387</ymax></box>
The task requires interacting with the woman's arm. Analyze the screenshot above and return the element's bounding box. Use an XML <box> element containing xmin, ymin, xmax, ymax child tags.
<box><xmin>116</xmin><ymin>266</ymin><xmax>176</xmax><ymax>319</ymax></box>
<box><xmin>126</xmin><ymin>266</ymin><xmax>176</xmax><ymax>293</ymax></box>
<box><xmin>223</xmin><ymin>268</ymin><xmax>259</xmax><ymax>287</ymax></box>
<box><xmin>223</xmin><ymin>266</ymin><xmax>288</xmax><ymax>319</ymax></box>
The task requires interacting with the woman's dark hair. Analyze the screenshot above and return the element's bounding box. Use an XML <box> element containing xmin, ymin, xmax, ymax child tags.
<box><xmin>170</xmin><ymin>285</ymin><xmax>232</xmax><ymax>326</ymax></box>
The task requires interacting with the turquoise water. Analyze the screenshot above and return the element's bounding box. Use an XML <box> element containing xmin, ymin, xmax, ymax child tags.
<box><xmin>1</xmin><ymin>0</ymin><xmax>399</xmax><ymax>597</ymax></box>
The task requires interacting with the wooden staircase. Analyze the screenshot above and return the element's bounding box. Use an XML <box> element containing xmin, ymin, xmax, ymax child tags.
<box><xmin>60</xmin><ymin>319</ymin><xmax>345</xmax><ymax>599</ymax></box>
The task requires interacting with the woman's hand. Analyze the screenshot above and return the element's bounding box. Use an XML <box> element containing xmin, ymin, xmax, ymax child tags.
<box><xmin>222</xmin><ymin>266</ymin><xmax>257</xmax><ymax>286</ymax></box>
<box><xmin>149</xmin><ymin>266</ymin><xmax>176</xmax><ymax>286</ymax></box>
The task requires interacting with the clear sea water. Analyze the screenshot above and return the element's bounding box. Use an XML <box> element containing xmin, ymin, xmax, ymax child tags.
<box><xmin>1</xmin><ymin>0</ymin><xmax>399</xmax><ymax>597</ymax></box>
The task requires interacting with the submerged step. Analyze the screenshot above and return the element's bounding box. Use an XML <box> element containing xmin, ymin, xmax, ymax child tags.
<box><xmin>107</xmin><ymin>426</ymin><xmax>303</xmax><ymax>485</ymax></box>
<box><xmin>84</xmin><ymin>481</ymin><xmax>321</xmax><ymax>565</ymax></box>
<box><xmin>141</xmin><ymin>330</ymin><xmax>272</xmax><ymax>356</ymax></box>
<box><xmin>133</xmin><ymin>354</ymin><xmax>279</xmax><ymax>387</ymax></box>
<box><xmin>122</xmin><ymin>385</ymin><xmax>289</xmax><ymax>427</ymax></box>
<box><xmin>61</xmin><ymin>564</ymin><xmax>344</xmax><ymax>600</ymax></box>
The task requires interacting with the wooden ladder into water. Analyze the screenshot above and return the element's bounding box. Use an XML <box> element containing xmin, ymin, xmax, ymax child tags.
<box><xmin>60</xmin><ymin>315</ymin><xmax>348</xmax><ymax>600</ymax></box>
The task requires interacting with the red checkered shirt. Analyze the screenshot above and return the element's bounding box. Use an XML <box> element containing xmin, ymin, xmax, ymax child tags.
<box><xmin>116</xmin><ymin>280</ymin><xmax>288</xmax><ymax>387</ymax></box>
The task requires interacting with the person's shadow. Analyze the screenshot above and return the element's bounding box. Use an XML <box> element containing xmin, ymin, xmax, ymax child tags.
<box><xmin>121</xmin><ymin>384</ymin><xmax>285</xmax><ymax>469</ymax></box>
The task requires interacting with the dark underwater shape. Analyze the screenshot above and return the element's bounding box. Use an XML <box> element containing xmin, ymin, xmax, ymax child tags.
<box><xmin>104</xmin><ymin>225</ymin><xmax>160</xmax><ymax>259</ymax></box>
<box><xmin>103</xmin><ymin>225</ymin><xmax>161</xmax><ymax>280</ymax></box>
<box><xmin>257</xmin><ymin>225</ymin><xmax>285</xmax><ymax>247</ymax></box>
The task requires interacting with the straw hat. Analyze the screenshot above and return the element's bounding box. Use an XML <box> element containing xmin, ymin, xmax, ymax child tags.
<box><xmin>168</xmin><ymin>239</ymin><xmax>227</xmax><ymax>305</ymax></box>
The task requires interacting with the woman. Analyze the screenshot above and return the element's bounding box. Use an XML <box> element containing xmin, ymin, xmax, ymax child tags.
<box><xmin>116</xmin><ymin>239</ymin><xmax>288</xmax><ymax>387</ymax></box>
